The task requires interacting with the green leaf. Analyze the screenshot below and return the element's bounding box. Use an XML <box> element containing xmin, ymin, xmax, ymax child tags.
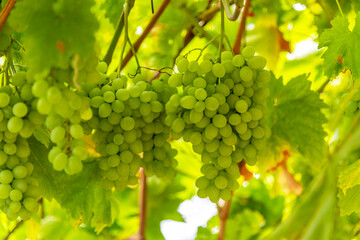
<box><xmin>338</xmin><ymin>185</ymin><xmax>360</xmax><ymax>216</ymax></box>
<box><xmin>100</xmin><ymin>0</ymin><xmax>125</xmax><ymax>26</ymax></box>
<box><xmin>338</xmin><ymin>159</ymin><xmax>360</xmax><ymax>195</ymax></box>
<box><xmin>29</xmin><ymin>138</ymin><xmax>119</xmax><ymax>233</ymax></box>
<box><xmin>9</xmin><ymin>0</ymin><xmax>98</xmax><ymax>78</ymax></box>
<box><xmin>319</xmin><ymin>13</ymin><xmax>360</xmax><ymax>79</ymax></box>
<box><xmin>33</xmin><ymin>125</ymin><xmax>50</xmax><ymax>148</ymax></box>
<box><xmin>267</xmin><ymin>164</ymin><xmax>337</xmax><ymax>240</ymax></box>
<box><xmin>268</xmin><ymin>75</ymin><xmax>327</xmax><ymax>168</ymax></box>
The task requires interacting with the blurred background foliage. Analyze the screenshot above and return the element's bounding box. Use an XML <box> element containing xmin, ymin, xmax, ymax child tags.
<box><xmin>2</xmin><ymin>0</ymin><xmax>360</xmax><ymax>239</ymax></box>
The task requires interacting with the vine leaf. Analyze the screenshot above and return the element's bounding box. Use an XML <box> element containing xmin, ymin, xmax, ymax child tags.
<box><xmin>319</xmin><ymin>13</ymin><xmax>360</xmax><ymax>79</ymax></box>
<box><xmin>33</xmin><ymin>124</ymin><xmax>50</xmax><ymax>148</ymax></box>
<box><xmin>29</xmin><ymin>138</ymin><xmax>119</xmax><ymax>233</ymax></box>
<box><xmin>338</xmin><ymin>159</ymin><xmax>360</xmax><ymax>216</ymax></box>
<box><xmin>267</xmin><ymin>74</ymin><xmax>327</xmax><ymax>169</ymax></box>
<box><xmin>8</xmin><ymin>0</ymin><xmax>98</xmax><ymax>78</ymax></box>
<box><xmin>338</xmin><ymin>185</ymin><xmax>360</xmax><ymax>216</ymax></box>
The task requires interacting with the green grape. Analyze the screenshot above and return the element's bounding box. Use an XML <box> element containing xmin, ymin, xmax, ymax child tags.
<box><xmin>53</xmin><ymin>153</ymin><xmax>67</xmax><ymax>171</ymax></box>
<box><xmin>23</xmin><ymin>197</ymin><xmax>38</xmax><ymax>212</ymax></box>
<box><xmin>37</xmin><ymin>98</ymin><xmax>52</xmax><ymax>115</ymax></box>
<box><xmin>242</xmin><ymin>46</ymin><xmax>255</xmax><ymax>58</ymax></box>
<box><xmin>212</xmin><ymin>63</ymin><xmax>226</xmax><ymax>78</ymax></box>
<box><xmin>188</xmin><ymin>61</ymin><xmax>199</xmax><ymax>72</ymax></box>
<box><xmin>180</xmin><ymin>96</ymin><xmax>196</xmax><ymax>109</ymax></box>
<box><xmin>32</xmin><ymin>79</ymin><xmax>48</xmax><ymax>97</ymax></box>
<box><xmin>214</xmin><ymin>175</ymin><xmax>228</xmax><ymax>189</ymax></box>
<box><xmin>240</xmin><ymin>66</ymin><xmax>253</xmax><ymax>82</ymax></box>
<box><xmin>204</xmin><ymin>124</ymin><xmax>218</xmax><ymax>140</ymax></box>
<box><xmin>46</xmin><ymin>86</ymin><xmax>62</xmax><ymax>104</ymax></box>
<box><xmin>213</xmin><ymin>115</ymin><xmax>227</xmax><ymax>129</ymax></box>
<box><xmin>70</xmin><ymin>124</ymin><xmax>83</xmax><ymax>139</ymax></box>
<box><xmin>0</xmin><ymin>170</ymin><xmax>13</xmax><ymax>184</ymax></box>
<box><xmin>198</xmin><ymin>60</ymin><xmax>213</xmax><ymax>75</ymax></box>
<box><xmin>222</xmin><ymin>60</ymin><xmax>235</xmax><ymax>73</ymax></box>
<box><xmin>205</xmin><ymin>97</ymin><xmax>219</xmax><ymax>111</ymax></box>
<box><xmin>116</xmin><ymin>89</ymin><xmax>130</xmax><ymax>101</ymax></box>
<box><xmin>0</xmin><ymin>92</ymin><xmax>10</xmax><ymax>108</ymax></box>
<box><xmin>9</xmin><ymin>201</ymin><xmax>21</xmax><ymax>212</ymax></box>
<box><xmin>221</xmin><ymin>51</ymin><xmax>233</xmax><ymax>61</ymax></box>
<box><xmin>232</xmin><ymin>54</ymin><xmax>245</xmax><ymax>67</ymax></box>
<box><xmin>99</xmin><ymin>103</ymin><xmax>112</xmax><ymax>118</ymax></box>
<box><xmin>217</xmin><ymin>155</ymin><xmax>232</xmax><ymax>168</ymax></box>
<box><xmin>0</xmin><ymin>184</ymin><xmax>11</xmax><ymax>199</ymax></box>
<box><xmin>172</xmin><ymin>118</ymin><xmax>185</xmax><ymax>133</ymax></box>
<box><xmin>176</xmin><ymin>56</ymin><xmax>189</xmax><ymax>73</ymax></box>
<box><xmin>97</xmin><ymin>61</ymin><xmax>108</xmax><ymax>74</ymax></box>
<box><xmin>103</xmin><ymin>91</ymin><xmax>115</xmax><ymax>103</ymax></box>
<box><xmin>10</xmin><ymin>189</ymin><xmax>23</xmax><ymax>202</ymax></box>
<box><xmin>247</xmin><ymin>56</ymin><xmax>266</xmax><ymax>70</ymax></box>
<box><xmin>256</xmin><ymin>70</ymin><xmax>270</xmax><ymax>82</ymax></box>
<box><xmin>168</xmin><ymin>73</ymin><xmax>182</xmax><ymax>87</ymax></box>
<box><xmin>235</xmin><ymin>99</ymin><xmax>248</xmax><ymax>113</ymax></box>
<box><xmin>195</xmin><ymin>176</ymin><xmax>210</xmax><ymax>189</ymax></box>
<box><xmin>193</xmin><ymin>78</ymin><xmax>207</xmax><ymax>88</ymax></box>
<box><xmin>12</xmin><ymin>179</ymin><xmax>27</xmax><ymax>193</ymax></box>
<box><xmin>120</xmin><ymin>117</ymin><xmax>135</xmax><ymax>131</ymax></box>
<box><xmin>12</xmin><ymin>102</ymin><xmax>28</xmax><ymax>118</ymax></box>
<box><xmin>13</xmin><ymin>165</ymin><xmax>28</xmax><ymax>179</ymax></box>
<box><xmin>207</xmin><ymin>184</ymin><xmax>220</xmax><ymax>203</ymax></box>
<box><xmin>50</xmin><ymin>126</ymin><xmax>65</xmax><ymax>144</ymax></box>
<box><xmin>7</xmin><ymin>117</ymin><xmax>24</xmax><ymax>133</ymax></box>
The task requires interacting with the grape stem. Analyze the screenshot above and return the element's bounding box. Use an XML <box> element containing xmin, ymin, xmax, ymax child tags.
<box><xmin>233</xmin><ymin>0</ymin><xmax>251</xmax><ymax>55</ymax></box>
<box><xmin>102</xmin><ymin>0</ymin><xmax>135</xmax><ymax>65</ymax></box>
<box><xmin>4</xmin><ymin>220</ymin><xmax>24</xmax><ymax>240</ymax></box>
<box><xmin>217</xmin><ymin>195</ymin><xmax>232</xmax><ymax>240</ymax></box>
<box><xmin>120</xmin><ymin>0</ymin><xmax>171</xmax><ymax>71</ymax></box>
<box><xmin>138</xmin><ymin>167</ymin><xmax>147</xmax><ymax>240</ymax></box>
<box><xmin>118</xmin><ymin>0</ymin><xmax>141</xmax><ymax>76</ymax></box>
<box><xmin>221</xmin><ymin>0</ymin><xmax>242</xmax><ymax>21</ymax></box>
<box><xmin>0</xmin><ymin>0</ymin><xmax>16</xmax><ymax>31</ymax></box>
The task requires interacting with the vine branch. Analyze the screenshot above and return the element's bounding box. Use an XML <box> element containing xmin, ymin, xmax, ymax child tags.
<box><xmin>138</xmin><ymin>167</ymin><xmax>147</xmax><ymax>240</ymax></box>
<box><xmin>120</xmin><ymin>0</ymin><xmax>171</xmax><ymax>70</ymax></box>
<box><xmin>0</xmin><ymin>0</ymin><xmax>16</xmax><ymax>32</ymax></box>
<box><xmin>233</xmin><ymin>0</ymin><xmax>251</xmax><ymax>54</ymax></box>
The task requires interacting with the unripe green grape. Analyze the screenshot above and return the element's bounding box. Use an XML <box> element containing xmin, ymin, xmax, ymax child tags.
<box><xmin>23</xmin><ymin>197</ymin><xmax>38</xmax><ymax>212</ymax></box>
<box><xmin>172</xmin><ymin>118</ymin><xmax>185</xmax><ymax>133</ymax></box>
<box><xmin>197</xmin><ymin>189</ymin><xmax>207</xmax><ymax>198</ymax></box>
<box><xmin>241</xmin><ymin>112</ymin><xmax>252</xmax><ymax>122</ymax></box>
<box><xmin>222</xmin><ymin>60</ymin><xmax>235</xmax><ymax>73</ymax></box>
<box><xmin>103</xmin><ymin>91</ymin><xmax>115</xmax><ymax>103</ymax></box>
<box><xmin>50</xmin><ymin>126</ymin><xmax>65</xmax><ymax>144</ymax></box>
<box><xmin>196</xmin><ymin>176</ymin><xmax>210</xmax><ymax>189</ymax></box>
<box><xmin>116</xmin><ymin>89</ymin><xmax>129</xmax><ymax>101</ymax></box>
<box><xmin>7</xmin><ymin>117</ymin><xmax>23</xmax><ymax>133</ymax></box>
<box><xmin>32</xmin><ymin>79</ymin><xmax>48</xmax><ymax>97</ymax></box>
<box><xmin>219</xmin><ymin>143</ymin><xmax>233</xmax><ymax>156</ymax></box>
<box><xmin>207</xmin><ymin>184</ymin><xmax>220</xmax><ymax>203</ymax></box>
<box><xmin>188</xmin><ymin>61</ymin><xmax>199</xmax><ymax>72</ymax></box>
<box><xmin>198</xmin><ymin>60</ymin><xmax>213</xmax><ymax>75</ymax></box>
<box><xmin>180</xmin><ymin>95</ymin><xmax>196</xmax><ymax>109</ymax></box>
<box><xmin>0</xmin><ymin>170</ymin><xmax>13</xmax><ymax>184</ymax></box>
<box><xmin>0</xmin><ymin>184</ymin><xmax>11</xmax><ymax>199</ymax></box>
<box><xmin>232</xmin><ymin>54</ymin><xmax>245</xmax><ymax>67</ymax></box>
<box><xmin>219</xmin><ymin>124</ymin><xmax>232</xmax><ymax>138</ymax></box>
<box><xmin>176</xmin><ymin>56</ymin><xmax>189</xmax><ymax>73</ymax></box>
<box><xmin>214</xmin><ymin>175</ymin><xmax>228</xmax><ymax>189</ymax></box>
<box><xmin>194</xmin><ymin>78</ymin><xmax>207</xmax><ymax>88</ymax></box>
<box><xmin>97</xmin><ymin>61</ymin><xmax>108</xmax><ymax>74</ymax></box>
<box><xmin>120</xmin><ymin>117</ymin><xmax>135</xmax><ymax>131</ymax></box>
<box><xmin>168</xmin><ymin>73</ymin><xmax>182</xmax><ymax>87</ymax></box>
<box><xmin>13</xmin><ymin>165</ymin><xmax>28</xmax><ymax>179</ymax></box>
<box><xmin>9</xmin><ymin>201</ymin><xmax>21</xmax><ymax>213</ymax></box>
<box><xmin>0</xmin><ymin>92</ymin><xmax>10</xmax><ymax>108</ymax></box>
<box><xmin>242</xmin><ymin>46</ymin><xmax>255</xmax><ymax>58</ymax></box>
<box><xmin>204</xmin><ymin>166</ymin><xmax>218</xmax><ymax>179</ymax></box>
<box><xmin>212</xmin><ymin>93</ymin><xmax>226</xmax><ymax>105</ymax></box>
<box><xmin>12</xmin><ymin>179</ymin><xmax>28</xmax><ymax>193</ymax></box>
<box><xmin>205</xmin><ymin>97</ymin><xmax>219</xmax><ymax>111</ymax></box>
<box><xmin>194</xmin><ymin>101</ymin><xmax>205</xmax><ymax>112</ymax></box>
<box><xmin>217</xmin><ymin>155</ymin><xmax>232</xmax><ymax>168</ymax></box>
<box><xmin>212</xmin><ymin>114</ymin><xmax>227</xmax><ymax>128</ymax></box>
<box><xmin>10</xmin><ymin>189</ymin><xmax>23</xmax><ymax>202</ymax></box>
<box><xmin>70</xmin><ymin>124</ymin><xmax>83</xmax><ymax>139</ymax></box>
<box><xmin>212</xmin><ymin>63</ymin><xmax>226</xmax><ymax>78</ymax></box>
<box><xmin>204</xmin><ymin>124</ymin><xmax>218</xmax><ymax>140</ymax></box>
<box><xmin>53</xmin><ymin>153</ymin><xmax>67</xmax><ymax>171</ymax></box>
<box><xmin>247</xmin><ymin>56</ymin><xmax>266</xmax><ymax>70</ymax></box>
<box><xmin>235</xmin><ymin>99</ymin><xmax>248</xmax><ymax>113</ymax></box>
<box><xmin>240</xmin><ymin>66</ymin><xmax>253</xmax><ymax>82</ymax></box>
<box><xmin>248</xmin><ymin>107</ymin><xmax>263</xmax><ymax>121</ymax></box>
<box><xmin>67</xmin><ymin>156</ymin><xmax>83</xmax><ymax>174</ymax></box>
<box><xmin>37</xmin><ymin>98</ymin><xmax>52</xmax><ymax>115</ymax></box>
<box><xmin>12</xmin><ymin>102</ymin><xmax>28</xmax><ymax>118</ymax></box>
<box><xmin>189</xmin><ymin>110</ymin><xmax>203</xmax><ymax>123</ymax></box>
<box><xmin>216</xmin><ymin>83</ymin><xmax>230</xmax><ymax>96</ymax></box>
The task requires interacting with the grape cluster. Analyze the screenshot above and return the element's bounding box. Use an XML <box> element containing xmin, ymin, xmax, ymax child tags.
<box><xmin>22</xmin><ymin>73</ymin><xmax>93</xmax><ymax>175</ymax></box>
<box><xmin>84</xmin><ymin>63</ymin><xmax>178</xmax><ymax>190</ymax></box>
<box><xmin>139</xmin><ymin>77</ymin><xmax>178</xmax><ymax>180</ymax></box>
<box><xmin>0</xmin><ymin>84</ymin><xmax>41</xmax><ymax>220</ymax></box>
<box><xmin>165</xmin><ymin>46</ymin><xmax>271</xmax><ymax>202</ymax></box>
